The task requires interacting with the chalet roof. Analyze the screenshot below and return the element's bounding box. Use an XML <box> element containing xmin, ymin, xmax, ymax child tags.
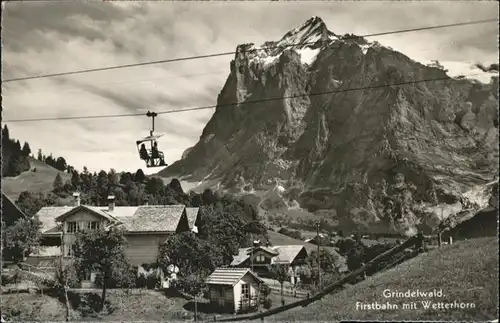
<box><xmin>231</xmin><ymin>248</ymin><xmax>252</xmax><ymax>266</ymax></box>
<box><xmin>257</xmin><ymin>246</ymin><xmax>280</xmax><ymax>255</ymax></box>
<box><xmin>271</xmin><ymin>245</ymin><xmax>306</xmax><ymax>264</ymax></box>
<box><xmin>205</xmin><ymin>267</ymin><xmax>263</xmax><ymax>286</ymax></box>
<box><xmin>55</xmin><ymin>205</ymin><xmax>119</xmax><ymax>223</ymax></box>
<box><xmin>303</xmin><ymin>232</ymin><xmax>327</xmax><ymax>240</ymax></box>
<box><xmin>1</xmin><ymin>193</ymin><xmax>26</xmax><ymax>225</ymax></box>
<box><xmin>36</xmin><ymin>204</ymin><xmax>187</xmax><ymax>234</ymax></box>
<box><xmin>97</xmin><ymin>206</ymin><xmax>139</xmax><ymax>218</ymax></box>
<box><xmin>185</xmin><ymin>207</ymin><xmax>199</xmax><ymax>229</ymax></box>
<box><xmin>115</xmin><ymin>205</ymin><xmax>186</xmax><ymax>233</ymax></box>
<box><xmin>36</xmin><ymin>206</ymin><xmax>74</xmax><ymax>233</ymax></box>
<box><xmin>230</xmin><ymin>245</ymin><xmax>307</xmax><ymax>266</ymax></box>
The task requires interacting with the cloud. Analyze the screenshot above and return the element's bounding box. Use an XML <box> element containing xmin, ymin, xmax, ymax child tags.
<box><xmin>2</xmin><ymin>1</ymin><xmax>497</xmax><ymax>174</ymax></box>
<box><xmin>473</xmin><ymin>63</ymin><xmax>499</xmax><ymax>73</ymax></box>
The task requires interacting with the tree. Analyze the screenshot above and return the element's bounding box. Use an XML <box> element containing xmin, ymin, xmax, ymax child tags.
<box><xmin>189</xmin><ymin>191</ymin><xmax>202</xmax><ymax>207</ymax></box>
<box><xmin>53</xmin><ymin>173</ymin><xmax>64</xmax><ymax>193</ymax></box>
<box><xmin>16</xmin><ymin>191</ymin><xmax>57</xmax><ymax>218</ymax></box>
<box><xmin>54</xmin><ymin>259</ymin><xmax>78</xmax><ymax>321</ymax></box>
<box><xmin>126</xmin><ymin>182</ymin><xmax>144</xmax><ymax>206</ymax></box>
<box><xmin>158</xmin><ymin>232</ymin><xmax>219</xmax><ymax>284</ymax></box>
<box><xmin>74</xmin><ymin>228</ymin><xmax>130</xmax><ymax>311</ymax></box>
<box><xmin>2</xmin><ymin>125</ymin><xmax>10</xmax><ymax>142</ymax></box>
<box><xmin>146</xmin><ymin>177</ymin><xmax>164</xmax><ymax>195</ymax></box>
<box><xmin>119</xmin><ymin>172</ymin><xmax>133</xmax><ymax>185</ymax></box>
<box><xmin>335</xmin><ymin>238</ymin><xmax>367</xmax><ymax>272</ymax></box>
<box><xmin>6</xmin><ymin>152</ymin><xmax>23</xmax><ymax>176</ymax></box>
<box><xmin>169</xmin><ymin>179</ymin><xmax>184</xmax><ymax>194</ymax></box>
<box><xmin>70</xmin><ymin>171</ymin><xmax>81</xmax><ymax>190</ymax></box>
<box><xmin>14</xmin><ymin>140</ymin><xmax>22</xmax><ymax>152</ymax></box>
<box><xmin>96</xmin><ymin>170</ymin><xmax>109</xmax><ymax>203</ymax></box>
<box><xmin>308</xmin><ymin>249</ymin><xmax>342</xmax><ymax>274</ymax></box>
<box><xmin>198</xmin><ymin>203</ymin><xmax>267</xmax><ymax>264</ymax></box>
<box><xmin>2</xmin><ymin>217</ymin><xmax>42</xmax><ymax>262</ymax></box>
<box><xmin>278</xmin><ymin>227</ymin><xmax>302</xmax><ymax>240</ymax></box>
<box><xmin>107</xmin><ymin>169</ymin><xmax>120</xmax><ymax>187</ymax></box>
<box><xmin>37</xmin><ymin>149</ymin><xmax>43</xmax><ymax>161</ymax></box>
<box><xmin>45</xmin><ymin>154</ymin><xmax>55</xmax><ymax>167</ymax></box>
<box><xmin>201</xmin><ymin>188</ymin><xmax>217</xmax><ymax>205</ymax></box>
<box><xmin>55</xmin><ymin>157</ymin><xmax>68</xmax><ymax>171</ymax></box>
<box><xmin>268</xmin><ymin>264</ymin><xmax>288</xmax><ymax>306</ymax></box>
<box><xmin>21</xmin><ymin>142</ymin><xmax>31</xmax><ymax>157</ymax></box>
<box><xmin>134</xmin><ymin>169</ymin><xmax>146</xmax><ymax>183</ymax></box>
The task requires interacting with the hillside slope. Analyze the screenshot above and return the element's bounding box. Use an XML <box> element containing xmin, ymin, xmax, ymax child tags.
<box><xmin>269</xmin><ymin>237</ymin><xmax>498</xmax><ymax>321</ymax></box>
<box><xmin>159</xmin><ymin>16</ymin><xmax>499</xmax><ymax>235</ymax></box>
<box><xmin>1</xmin><ymin>157</ymin><xmax>70</xmax><ymax>200</ymax></box>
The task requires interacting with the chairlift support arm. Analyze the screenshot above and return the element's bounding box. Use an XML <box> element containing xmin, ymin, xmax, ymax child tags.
<box><xmin>146</xmin><ymin>111</ymin><xmax>158</xmax><ymax>136</ymax></box>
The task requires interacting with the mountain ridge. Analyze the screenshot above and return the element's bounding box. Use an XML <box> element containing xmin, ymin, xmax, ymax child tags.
<box><xmin>159</xmin><ymin>17</ymin><xmax>497</xmax><ymax>234</ymax></box>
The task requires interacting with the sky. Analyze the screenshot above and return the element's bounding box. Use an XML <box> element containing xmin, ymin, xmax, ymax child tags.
<box><xmin>2</xmin><ymin>1</ymin><xmax>498</xmax><ymax>175</ymax></box>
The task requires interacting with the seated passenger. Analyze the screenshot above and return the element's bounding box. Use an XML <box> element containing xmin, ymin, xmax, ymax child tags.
<box><xmin>139</xmin><ymin>144</ymin><xmax>149</xmax><ymax>160</ymax></box>
<box><xmin>152</xmin><ymin>142</ymin><xmax>160</xmax><ymax>158</ymax></box>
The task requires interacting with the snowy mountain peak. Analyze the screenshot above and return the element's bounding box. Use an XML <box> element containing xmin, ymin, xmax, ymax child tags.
<box><xmin>278</xmin><ymin>16</ymin><xmax>338</xmax><ymax>49</ymax></box>
<box><xmin>244</xmin><ymin>16</ymin><xmax>339</xmax><ymax>67</ymax></box>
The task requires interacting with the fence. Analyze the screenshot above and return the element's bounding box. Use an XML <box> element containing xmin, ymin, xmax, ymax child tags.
<box><xmin>214</xmin><ymin>233</ymin><xmax>424</xmax><ymax>322</ymax></box>
<box><xmin>268</xmin><ymin>286</ymin><xmax>308</xmax><ymax>299</ymax></box>
<box><xmin>238</xmin><ymin>295</ymin><xmax>260</xmax><ymax>314</ymax></box>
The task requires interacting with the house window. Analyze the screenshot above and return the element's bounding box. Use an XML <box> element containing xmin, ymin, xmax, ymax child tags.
<box><xmin>241</xmin><ymin>283</ymin><xmax>250</xmax><ymax>299</ymax></box>
<box><xmin>256</xmin><ymin>255</ymin><xmax>266</xmax><ymax>263</ymax></box>
<box><xmin>67</xmin><ymin>222</ymin><xmax>77</xmax><ymax>233</ymax></box>
<box><xmin>88</xmin><ymin>221</ymin><xmax>100</xmax><ymax>230</ymax></box>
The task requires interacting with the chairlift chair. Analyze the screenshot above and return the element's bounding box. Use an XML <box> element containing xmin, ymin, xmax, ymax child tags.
<box><xmin>136</xmin><ymin>111</ymin><xmax>168</xmax><ymax>168</ymax></box>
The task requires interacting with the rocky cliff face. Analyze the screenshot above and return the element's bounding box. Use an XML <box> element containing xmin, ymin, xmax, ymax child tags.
<box><xmin>160</xmin><ymin>17</ymin><xmax>499</xmax><ymax>235</ymax></box>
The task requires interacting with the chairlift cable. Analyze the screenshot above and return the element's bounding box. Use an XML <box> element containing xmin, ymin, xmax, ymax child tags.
<box><xmin>2</xmin><ymin>73</ymin><xmax>488</xmax><ymax>123</ymax></box>
<box><xmin>1</xmin><ymin>18</ymin><xmax>496</xmax><ymax>83</ymax></box>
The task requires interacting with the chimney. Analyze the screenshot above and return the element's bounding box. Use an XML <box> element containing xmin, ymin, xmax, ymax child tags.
<box><xmin>107</xmin><ymin>195</ymin><xmax>115</xmax><ymax>212</ymax></box>
<box><xmin>72</xmin><ymin>192</ymin><xmax>80</xmax><ymax>207</ymax></box>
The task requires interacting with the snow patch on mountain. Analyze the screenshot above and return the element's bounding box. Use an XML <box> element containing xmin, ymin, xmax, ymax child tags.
<box><xmin>297</xmin><ymin>48</ymin><xmax>321</xmax><ymax>65</ymax></box>
<box><xmin>360</xmin><ymin>44</ymin><xmax>371</xmax><ymax>55</ymax></box>
<box><xmin>247</xmin><ymin>16</ymin><xmax>339</xmax><ymax>68</ymax></box>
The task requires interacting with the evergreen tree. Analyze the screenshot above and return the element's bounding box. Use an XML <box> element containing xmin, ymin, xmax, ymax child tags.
<box><xmin>1</xmin><ymin>126</ymin><xmax>11</xmax><ymax>157</ymax></box>
<box><xmin>21</xmin><ymin>142</ymin><xmax>31</xmax><ymax>156</ymax></box>
<box><xmin>53</xmin><ymin>173</ymin><xmax>64</xmax><ymax>192</ymax></box>
<box><xmin>45</xmin><ymin>154</ymin><xmax>54</xmax><ymax>167</ymax></box>
<box><xmin>2</xmin><ymin>125</ymin><xmax>10</xmax><ymax>141</ymax></box>
<box><xmin>134</xmin><ymin>169</ymin><xmax>146</xmax><ymax>183</ymax></box>
<box><xmin>70</xmin><ymin>170</ymin><xmax>82</xmax><ymax>190</ymax></box>
<box><xmin>6</xmin><ymin>152</ymin><xmax>23</xmax><ymax>176</ymax></box>
<box><xmin>15</xmin><ymin>140</ymin><xmax>22</xmax><ymax>152</ymax></box>
<box><xmin>55</xmin><ymin>157</ymin><xmax>67</xmax><ymax>171</ymax></box>
<box><xmin>97</xmin><ymin>170</ymin><xmax>109</xmax><ymax>203</ymax></box>
<box><xmin>119</xmin><ymin>172</ymin><xmax>133</xmax><ymax>185</ymax></box>
<box><xmin>37</xmin><ymin>149</ymin><xmax>43</xmax><ymax>161</ymax></box>
<box><xmin>107</xmin><ymin>169</ymin><xmax>120</xmax><ymax>187</ymax></box>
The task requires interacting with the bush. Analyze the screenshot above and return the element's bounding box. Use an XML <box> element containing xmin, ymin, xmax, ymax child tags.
<box><xmin>278</xmin><ymin>227</ymin><xmax>302</xmax><ymax>240</ymax></box>
<box><xmin>260</xmin><ymin>284</ymin><xmax>271</xmax><ymax>299</ymax></box>
<box><xmin>263</xmin><ymin>298</ymin><xmax>272</xmax><ymax>309</ymax></box>
<box><xmin>1</xmin><ymin>273</ymin><xmax>15</xmax><ymax>286</ymax></box>
<box><xmin>136</xmin><ymin>274</ymin><xmax>147</xmax><ymax>288</ymax></box>
<box><xmin>146</xmin><ymin>274</ymin><xmax>160</xmax><ymax>289</ymax></box>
